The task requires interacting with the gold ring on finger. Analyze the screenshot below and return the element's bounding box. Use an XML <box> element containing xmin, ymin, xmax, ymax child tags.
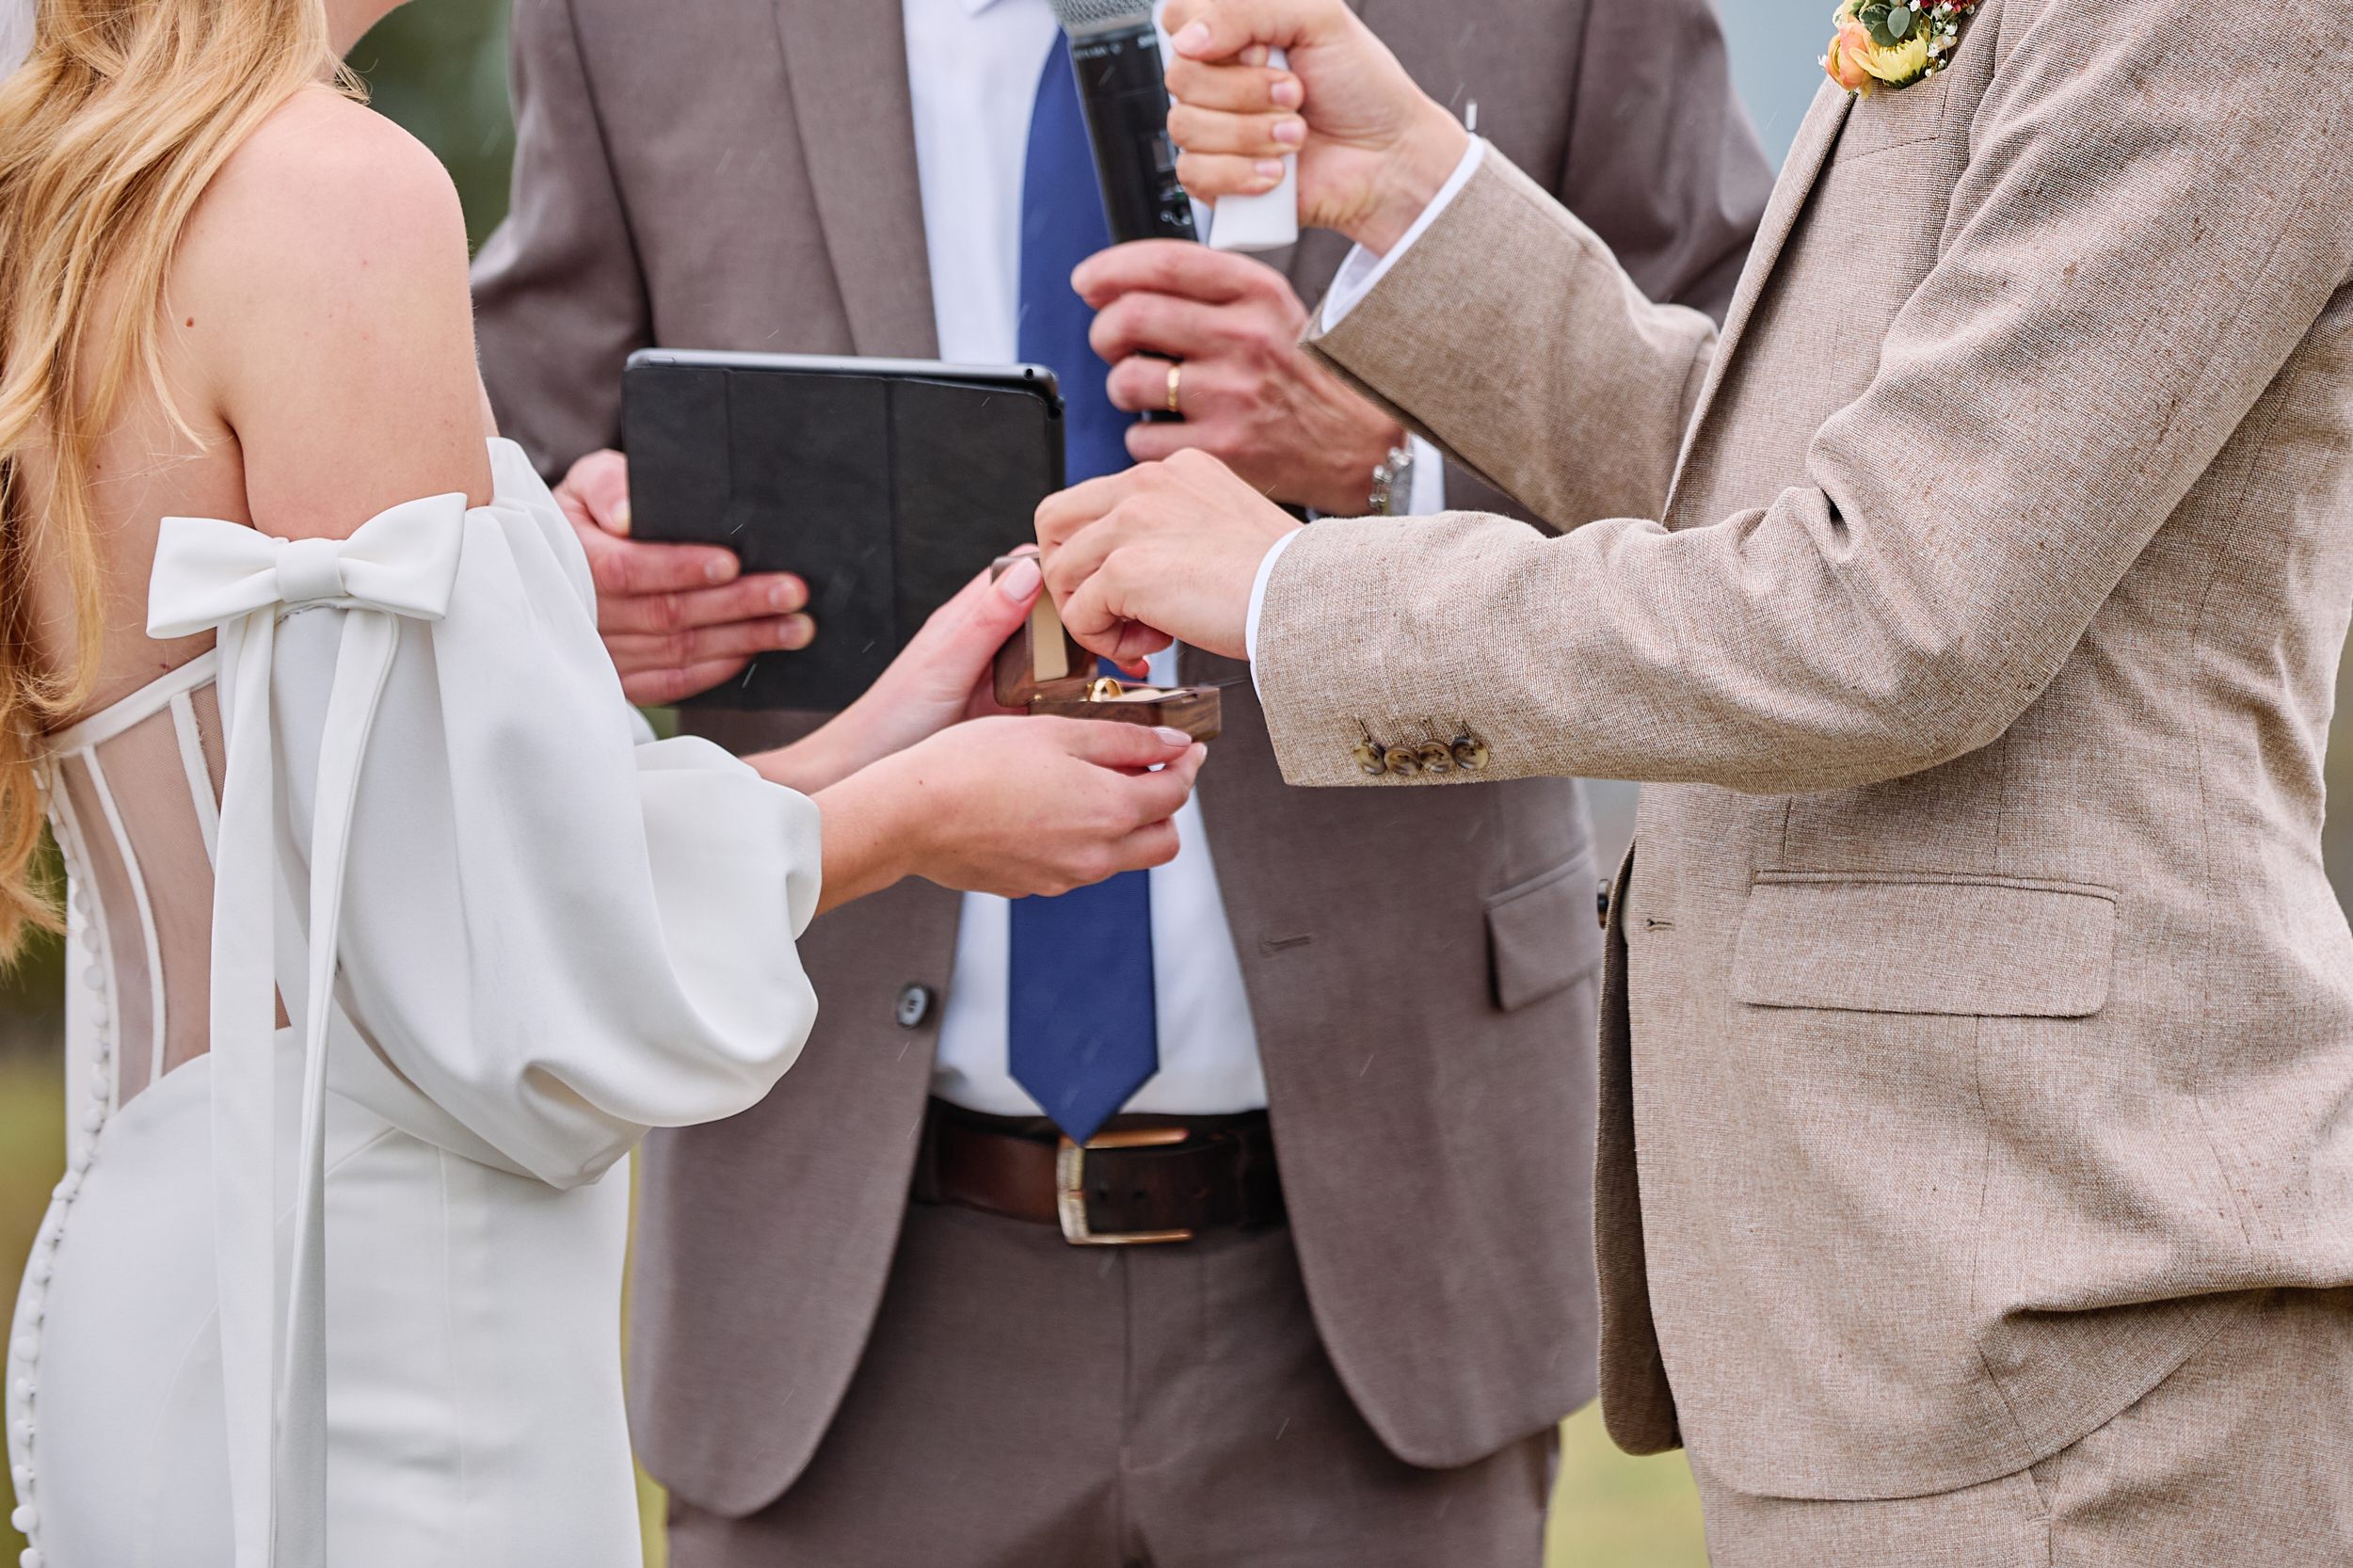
<box><xmin>1165</xmin><ymin>361</ymin><xmax>1183</xmax><ymax>415</ymax></box>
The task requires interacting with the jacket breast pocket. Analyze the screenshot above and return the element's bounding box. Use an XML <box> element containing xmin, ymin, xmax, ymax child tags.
<box><xmin>1732</xmin><ymin>873</ymin><xmax>2118</xmax><ymax>1016</ymax></box>
<box><xmin>1486</xmin><ymin>856</ymin><xmax>1604</xmax><ymax>1013</ymax></box>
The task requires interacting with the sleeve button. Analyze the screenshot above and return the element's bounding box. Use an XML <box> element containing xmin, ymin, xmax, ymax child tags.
<box><xmin>894</xmin><ymin>984</ymin><xmax>933</xmax><ymax>1030</ymax></box>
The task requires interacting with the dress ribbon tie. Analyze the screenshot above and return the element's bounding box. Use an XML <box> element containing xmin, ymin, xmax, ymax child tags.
<box><xmin>146</xmin><ymin>494</ymin><xmax>466</xmax><ymax>1568</ymax></box>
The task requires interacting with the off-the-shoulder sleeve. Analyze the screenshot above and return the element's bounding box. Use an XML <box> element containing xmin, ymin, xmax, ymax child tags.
<box><xmin>269</xmin><ymin>441</ymin><xmax>821</xmax><ymax>1188</ymax></box>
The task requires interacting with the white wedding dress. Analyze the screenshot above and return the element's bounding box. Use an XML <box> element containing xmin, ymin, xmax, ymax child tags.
<box><xmin>4</xmin><ymin>440</ymin><xmax>824</xmax><ymax>1568</ymax></box>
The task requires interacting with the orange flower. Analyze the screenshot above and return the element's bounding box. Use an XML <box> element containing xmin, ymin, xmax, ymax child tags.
<box><xmin>1823</xmin><ymin>19</ymin><xmax>1878</xmax><ymax>94</ymax></box>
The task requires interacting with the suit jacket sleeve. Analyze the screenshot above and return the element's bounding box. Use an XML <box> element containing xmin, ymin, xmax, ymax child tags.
<box><xmin>1395</xmin><ymin>0</ymin><xmax>1769</xmax><ymax>528</ymax></box>
<box><xmin>1305</xmin><ymin>149</ymin><xmax>1720</xmax><ymax>535</ymax></box>
<box><xmin>471</xmin><ymin>0</ymin><xmax>651</xmax><ymax>481</ymax></box>
<box><xmin>1267</xmin><ymin>0</ymin><xmax>2353</xmax><ymax>793</ymax></box>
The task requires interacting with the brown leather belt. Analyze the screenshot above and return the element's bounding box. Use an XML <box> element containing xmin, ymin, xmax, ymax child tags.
<box><xmin>913</xmin><ymin>1099</ymin><xmax>1285</xmax><ymax>1245</ymax></box>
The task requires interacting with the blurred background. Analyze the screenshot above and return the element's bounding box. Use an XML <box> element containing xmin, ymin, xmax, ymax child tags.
<box><xmin>6</xmin><ymin>1</ymin><xmax>2351</xmax><ymax>1563</ymax></box>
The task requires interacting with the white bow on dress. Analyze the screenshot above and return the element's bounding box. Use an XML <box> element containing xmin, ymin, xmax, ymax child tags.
<box><xmin>148</xmin><ymin>494</ymin><xmax>466</xmax><ymax>1568</ymax></box>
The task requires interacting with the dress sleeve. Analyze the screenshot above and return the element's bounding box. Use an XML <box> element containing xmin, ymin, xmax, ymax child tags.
<box><xmin>270</xmin><ymin>440</ymin><xmax>822</xmax><ymax>1188</ymax></box>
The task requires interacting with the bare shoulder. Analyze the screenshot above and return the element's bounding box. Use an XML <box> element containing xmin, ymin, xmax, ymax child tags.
<box><xmin>178</xmin><ymin>86</ymin><xmax>469</xmax><ymax>307</ymax></box>
<box><xmin>173</xmin><ymin>85</ymin><xmax>491</xmax><ymax>535</ymax></box>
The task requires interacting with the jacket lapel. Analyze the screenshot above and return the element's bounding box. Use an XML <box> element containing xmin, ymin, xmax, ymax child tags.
<box><xmin>772</xmin><ymin>0</ymin><xmax>939</xmax><ymax>357</ymax></box>
<box><xmin>1663</xmin><ymin>81</ymin><xmax>1854</xmax><ymax>512</ymax></box>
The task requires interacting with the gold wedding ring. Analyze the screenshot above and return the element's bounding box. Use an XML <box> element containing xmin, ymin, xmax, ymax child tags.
<box><xmin>1165</xmin><ymin>361</ymin><xmax>1183</xmax><ymax>415</ymax></box>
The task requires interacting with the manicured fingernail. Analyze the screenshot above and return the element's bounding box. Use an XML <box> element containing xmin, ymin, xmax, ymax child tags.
<box><xmin>1155</xmin><ymin>728</ymin><xmax>1192</xmax><ymax>746</ymax></box>
<box><xmin>1172</xmin><ymin>22</ymin><xmax>1209</xmax><ymax>53</ymax></box>
<box><xmin>1255</xmin><ymin>159</ymin><xmax>1287</xmax><ymax>181</ymax></box>
<box><xmin>610</xmin><ymin>498</ymin><xmax>632</xmax><ymax>536</ymax></box>
<box><xmin>1271</xmin><ymin>77</ymin><xmax>1302</xmax><ymax>108</ymax></box>
<box><xmin>771</xmin><ymin>580</ymin><xmax>802</xmax><ymax>610</ymax></box>
<box><xmin>705</xmin><ymin>555</ymin><xmax>736</xmax><ymax>584</ymax></box>
<box><xmin>997</xmin><ymin>555</ymin><xmax>1043</xmax><ymax>600</ymax></box>
<box><xmin>1272</xmin><ymin>118</ymin><xmax>1305</xmax><ymax>147</ymax></box>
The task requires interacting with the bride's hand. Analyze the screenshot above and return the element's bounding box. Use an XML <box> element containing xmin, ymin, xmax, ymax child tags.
<box><xmin>812</xmin><ymin>716</ymin><xmax>1206</xmax><ymax>911</ymax></box>
<box><xmin>845</xmin><ymin>553</ymin><xmax>1038</xmax><ymax>735</ymax></box>
<box><xmin>753</xmin><ymin>552</ymin><xmax>1138</xmax><ymax>793</ymax></box>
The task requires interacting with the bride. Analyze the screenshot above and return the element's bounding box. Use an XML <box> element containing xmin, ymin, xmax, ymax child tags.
<box><xmin>0</xmin><ymin>0</ymin><xmax>1203</xmax><ymax>1563</ymax></box>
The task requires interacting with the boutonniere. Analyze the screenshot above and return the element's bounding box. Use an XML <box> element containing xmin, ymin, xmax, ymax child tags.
<box><xmin>1822</xmin><ymin>0</ymin><xmax>1979</xmax><ymax>95</ymax></box>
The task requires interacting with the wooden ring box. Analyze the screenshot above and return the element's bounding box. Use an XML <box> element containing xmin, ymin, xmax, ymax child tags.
<box><xmin>991</xmin><ymin>557</ymin><xmax>1222</xmax><ymax>742</ymax></box>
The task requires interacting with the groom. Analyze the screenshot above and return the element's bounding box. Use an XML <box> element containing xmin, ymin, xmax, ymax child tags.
<box><xmin>473</xmin><ymin>0</ymin><xmax>1767</xmax><ymax>1559</ymax></box>
<box><xmin>1037</xmin><ymin>0</ymin><xmax>2353</xmax><ymax>1560</ymax></box>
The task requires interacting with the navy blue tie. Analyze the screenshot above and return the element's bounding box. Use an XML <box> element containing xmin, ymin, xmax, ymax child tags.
<box><xmin>1007</xmin><ymin>34</ymin><xmax>1158</xmax><ymax>1144</ymax></box>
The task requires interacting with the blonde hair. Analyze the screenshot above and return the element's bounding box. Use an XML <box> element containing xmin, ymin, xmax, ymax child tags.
<box><xmin>0</xmin><ymin>0</ymin><xmax>351</xmax><ymax>956</ymax></box>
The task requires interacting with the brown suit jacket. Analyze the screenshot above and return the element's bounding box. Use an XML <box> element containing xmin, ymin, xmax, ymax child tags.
<box><xmin>472</xmin><ymin>0</ymin><xmax>1769</xmax><ymax>1514</ymax></box>
<box><xmin>1273</xmin><ymin>0</ymin><xmax>2353</xmax><ymax>1503</ymax></box>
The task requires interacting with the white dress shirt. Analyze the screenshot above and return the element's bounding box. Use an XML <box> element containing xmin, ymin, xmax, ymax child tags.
<box><xmin>902</xmin><ymin>0</ymin><xmax>1442</xmax><ymax>1115</ymax></box>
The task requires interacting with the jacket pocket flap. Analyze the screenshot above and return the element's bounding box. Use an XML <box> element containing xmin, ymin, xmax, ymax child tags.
<box><xmin>1732</xmin><ymin>875</ymin><xmax>2118</xmax><ymax>1017</ymax></box>
<box><xmin>1487</xmin><ymin>856</ymin><xmax>1603</xmax><ymax>1013</ymax></box>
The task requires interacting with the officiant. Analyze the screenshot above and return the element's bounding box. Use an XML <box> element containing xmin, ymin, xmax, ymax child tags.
<box><xmin>471</xmin><ymin>0</ymin><xmax>1768</xmax><ymax>1559</ymax></box>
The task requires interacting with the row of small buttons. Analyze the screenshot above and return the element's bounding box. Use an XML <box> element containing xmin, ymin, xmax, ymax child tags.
<box><xmin>1352</xmin><ymin>731</ymin><xmax>1490</xmax><ymax>777</ymax></box>
<box><xmin>10</xmin><ymin>853</ymin><xmax>108</xmax><ymax>1568</ymax></box>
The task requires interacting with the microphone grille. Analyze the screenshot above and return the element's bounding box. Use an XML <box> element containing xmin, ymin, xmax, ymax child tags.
<box><xmin>1046</xmin><ymin>0</ymin><xmax>1157</xmax><ymax>35</ymax></box>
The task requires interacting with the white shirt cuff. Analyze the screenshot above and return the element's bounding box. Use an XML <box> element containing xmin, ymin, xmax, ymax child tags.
<box><xmin>1243</xmin><ymin>443</ymin><xmax>1440</xmax><ymax>684</ymax></box>
<box><xmin>1243</xmin><ymin>526</ymin><xmax>1305</xmax><ymax>670</ymax></box>
<box><xmin>1320</xmin><ymin>138</ymin><xmax>1487</xmax><ymax>334</ymax></box>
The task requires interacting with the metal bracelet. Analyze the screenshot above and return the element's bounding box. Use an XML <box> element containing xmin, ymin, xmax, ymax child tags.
<box><xmin>1369</xmin><ymin>444</ymin><xmax>1416</xmax><ymax>517</ymax></box>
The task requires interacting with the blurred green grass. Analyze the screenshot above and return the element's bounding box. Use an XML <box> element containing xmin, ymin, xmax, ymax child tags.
<box><xmin>1550</xmin><ymin>1406</ymin><xmax>1709</xmax><ymax>1567</ymax></box>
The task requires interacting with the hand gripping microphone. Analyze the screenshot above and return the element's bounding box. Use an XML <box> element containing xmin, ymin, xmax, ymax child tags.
<box><xmin>1045</xmin><ymin>0</ymin><xmax>1300</xmax><ymax>253</ymax></box>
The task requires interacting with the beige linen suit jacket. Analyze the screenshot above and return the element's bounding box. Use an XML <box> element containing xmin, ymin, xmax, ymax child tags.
<box><xmin>471</xmin><ymin>0</ymin><xmax>1769</xmax><ymax>1516</ymax></box>
<box><xmin>1271</xmin><ymin>0</ymin><xmax>2353</xmax><ymax>1503</ymax></box>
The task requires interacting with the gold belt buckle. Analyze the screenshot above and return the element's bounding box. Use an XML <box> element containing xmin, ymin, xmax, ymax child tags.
<box><xmin>1055</xmin><ymin>1127</ymin><xmax>1194</xmax><ymax>1245</ymax></box>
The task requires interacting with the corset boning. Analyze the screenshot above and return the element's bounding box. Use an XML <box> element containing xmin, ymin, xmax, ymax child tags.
<box><xmin>42</xmin><ymin>651</ymin><xmax>226</xmax><ymax>1164</ymax></box>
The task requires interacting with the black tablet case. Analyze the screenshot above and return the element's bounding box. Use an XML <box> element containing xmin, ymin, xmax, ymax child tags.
<box><xmin>622</xmin><ymin>352</ymin><xmax>1065</xmax><ymax>712</ymax></box>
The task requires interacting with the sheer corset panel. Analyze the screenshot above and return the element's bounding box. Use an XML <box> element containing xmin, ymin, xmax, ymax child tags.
<box><xmin>45</xmin><ymin>651</ymin><xmax>228</xmax><ymax>1145</ymax></box>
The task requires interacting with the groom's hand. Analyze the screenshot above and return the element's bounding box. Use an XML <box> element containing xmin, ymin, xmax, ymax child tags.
<box><xmin>553</xmin><ymin>450</ymin><xmax>815</xmax><ymax>706</ymax></box>
<box><xmin>1077</xmin><ymin>241</ymin><xmax>1401</xmax><ymax>516</ymax></box>
<box><xmin>1037</xmin><ymin>448</ymin><xmax>1299</xmax><ymax>664</ymax></box>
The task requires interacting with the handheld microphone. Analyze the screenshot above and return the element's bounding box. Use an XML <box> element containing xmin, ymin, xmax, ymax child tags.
<box><xmin>1047</xmin><ymin>0</ymin><xmax>1199</xmax><ymax>247</ymax></box>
